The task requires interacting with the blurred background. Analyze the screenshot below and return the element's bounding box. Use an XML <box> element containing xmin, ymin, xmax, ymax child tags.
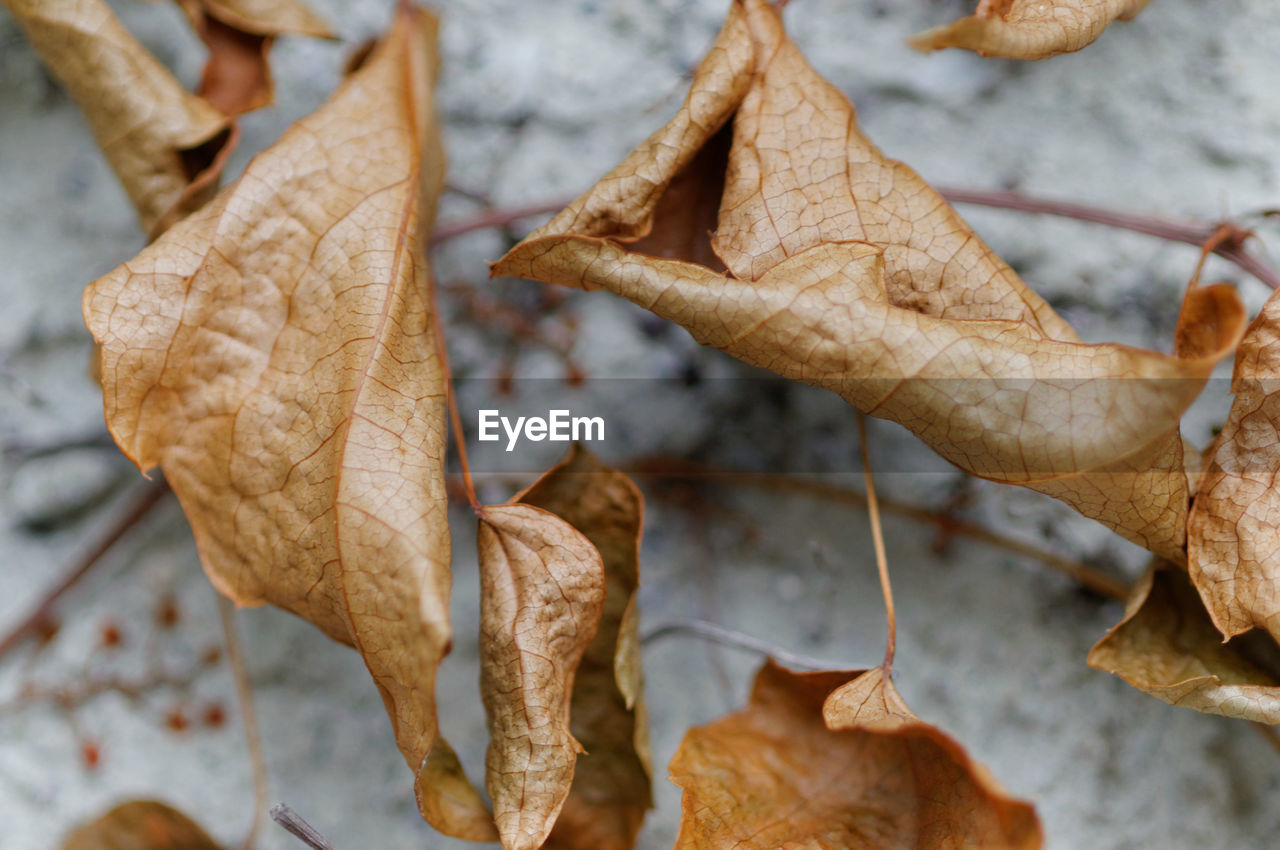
<box><xmin>3</xmin><ymin>0</ymin><xmax>1280</xmax><ymax>847</ymax></box>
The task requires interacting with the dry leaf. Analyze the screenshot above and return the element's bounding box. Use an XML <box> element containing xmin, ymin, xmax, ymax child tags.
<box><xmin>516</xmin><ymin>445</ymin><xmax>654</xmax><ymax>850</ymax></box>
<box><xmin>475</xmin><ymin>503</ymin><xmax>606</xmax><ymax>850</ymax></box>
<box><xmin>416</xmin><ymin>737</ymin><xmax>501</xmax><ymax>843</ymax></box>
<box><xmin>1189</xmin><ymin>287</ymin><xmax>1280</xmax><ymax>643</ymax></box>
<box><xmin>492</xmin><ymin>0</ymin><xmax>1243</xmax><ymax>563</ymax></box>
<box><xmin>174</xmin><ymin>0</ymin><xmax>334</xmax><ymax>116</ymax></box>
<box><xmin>3</xmin><ymin>0</ymin><xmax>232</xmax><ymax>235</ymax></box>
<box><xmin>669</xmin><ymin>660</ymin><xmax>1042</xmax><ymax>849</ymax></box>
<box><xmin>60</xmin><ymin>800</ymin><xmax>221</xmax><ymax>850</ymax></box>
<box><xmin>908</xmin><ymin>0</ymin><xmax>1153</xmax><ymax>60</ymax></box>
<box><xmin>82</xmin><ymin>2</ymin><xmax>451</xmax><ymax>808</ymax></box>
<box><xmin>1088</xmin><ymin>564</ymin><xmax>1280</xmax><ymax>723</ymax></box>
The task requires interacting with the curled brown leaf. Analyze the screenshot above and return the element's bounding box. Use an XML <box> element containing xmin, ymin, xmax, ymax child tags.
<box><xmin>82</xmin><ymin>1</ymin><xmax>451</xmax><ymax>808</ymax></box>
<box><xmin>669</xmin><ymin>660</ymin><xmax>1042</xmax><ymax>849</ymax></box>
<box><xmin>517</xmin><ymin>445</ymin><xmax>654</xmax><ymax>850</ymax></box>
<box><xmin>492</xmin><ymin>0</ymin><xmax>1243</xmax><ymax>563</ymax></box>
<box><xmin>1088</xmin><ymin>564</ymin><xmax>1280</xmax><ymax>723</ymax></box>
<box><xmin>4</xmin><ymin>0</ymin><xmax>233</xmax><ymax>235</ymax></box>
<box><xmin>1189</xmin><ymin>286</ymin><xmax>1280</xmax><ymax>644</ymax></box>
<box><xmin>476</xmin><ymin>503</ymin><xmax>606</xmax><ymax>850</ymax></box>
<box><xmin>908</xmin><ymin>0</ymin><xmax>1153</xmax><ymax>60</ymax></box>
<box><xmin>174</xmin><ymin>0</ymin><xmax>334</xmax><ymax>116</ymax></box>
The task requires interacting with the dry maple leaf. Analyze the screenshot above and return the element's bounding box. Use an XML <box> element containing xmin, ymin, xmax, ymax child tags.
<box><xmin>669</xmin><ymin>660</ymin><xmax>1042</xmax><ymax>849</ymax></box>
<box><xmin>908</xmin><ymin>0</ymin><xmax>1153</xmax><ymax>60</ymax></box>
<box><xmin>3</xmin><ymin>0</ymin><xmax>233</xmax><ymax>236</ymax></box>
<box><xmin>173</xmin><ymin>0</ymin><xmax>334</xmax><ymax>116</ymax></box>
<box><xmin>82</xmin><ymin>2</ymin><xmax>451</xmax><ymax>811</ymax></box>
<box><xmin>1188</xmin><ymin>287</ymin><xmax>1280</xmax><ymax>644</ymax></box>
<box><xmin>491</xmin><ymin>0</ymin><xmax>1243</xmax><ymax>564</ymax></box>
<box><xmin>60</xmin><ymin>800</ymin><xmax>222</xmax><ymax>850</ymax></box>
<box><xmin>474</xmin><ymin>502</ymin><xmax>606</xmax><ymax>850</ymax></box>
<box><xmin>516</xmin><ymin>445</ymin><xmax>654</xmax><ymax>850</ymax></box>
<box><xmin>1088</xmin><ymin>563</ymin><xmax>1280</xmax><ymax>723</ymax></box>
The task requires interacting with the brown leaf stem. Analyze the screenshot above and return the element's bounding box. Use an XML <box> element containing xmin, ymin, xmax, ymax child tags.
<box><xmin>216</xmin><ymin>595</ymin><xmax>268</xmax><ymax>850</ymax></box>
<box><xmin>641</xmin><ymin>619</ymin><xmax>855</xmax><ymax>670</ymax></box>
<box><xmin>432</xmin><ymin>201</ymin><xmax>573</xmax><ymax>247</ymax></box>
<box><xmin>0</xmin><ymin>477</ymin><xmax>171</xmax><ymax>662</ymax></box>
<box><xmin>937</xmin><ymin>186</ymin><xmax>1280</xmax><ymax>290</ymax></box>
<box><xmin>634</xmin><ymin>458</ymin><xmax>1130</xmax><ymax>601</ymax></box>
<box><xmin>857</xmin><ymin>414</ymin><xmax>895</xmax><ymax>670</ymax></box>
<box><xmin>429</xmin><ymin>274</ymin><xmax>479</xmax><ymax>511</ymax></box>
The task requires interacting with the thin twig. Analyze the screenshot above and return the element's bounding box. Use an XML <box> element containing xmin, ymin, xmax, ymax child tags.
<box><xmin>938</xmin><ymin>186</ymin><xmax>1280</xmax><ymax>290</ymax></box>
<box><xmin>217</xmin><ymin>595</ymin><xmax>269</xmax><ymax>850</ymax></box>
<box><xmin>269</xmin><ymin>804</ymin><xmax>336</xmax><ymax>850</ymax></box>
<box><xmin>634</xmin><ymin>458</ymin><xmax>1130</xmax><ymax>601</ymax></box>
<box><xmin>857</xmin><ymin>414</ymin><xmax>895</xmax><ymax>670</ymax></box>
<box><xmin>641</xmin><ymin>619</ymin><xmax>856</xmax><ymax>670</ymax></box>
<box><xmin>431</xmin><ymin>200</ymin><xmax>570</xmax><ymax>246</ymax></box>
<box><xmin>427</xmin><ymin>274</ymin><xmax>479</xmax><ymax>510</ymax></box>
<box><xmin>0</xmin><ymin>477</ymin><xmax>171</xmax><ymax>661</ymax></box>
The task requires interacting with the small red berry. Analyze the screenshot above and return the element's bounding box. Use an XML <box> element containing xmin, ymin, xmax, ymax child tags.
<box><xmin>81</xmin><ymin>740</ymin><xmax>101</xmax><ymax>770</ymax></box>
<box><xmin>202</xmin><ymin>704</ymin><xmax>226</xmax><ymax>728</ymax></box>
<box><xmin>100</xmin><ymin>621</ymin><xmax>123</xmax><ymax>649</ymax></box>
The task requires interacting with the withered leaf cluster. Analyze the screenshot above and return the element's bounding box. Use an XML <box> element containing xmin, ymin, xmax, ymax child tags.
<box><xmin>13</xmin><ymin>0</ymin><xmax>1277</xmax><ymax>846</ymax></box>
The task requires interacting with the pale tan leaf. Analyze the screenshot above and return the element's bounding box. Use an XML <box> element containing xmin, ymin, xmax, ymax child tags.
<box><xmin>82</xmin><ymin>1</ymin><xmax>451</xmax><ymax>809</ymax></box>
<box><xmin>478</xmin><ymin>503</ymin><xmax>606</xmax><ymax>850</ymax></box>
<box><xmin>190</xmin><ymin>0</ymin><xmax>331</xmax><ymax>37</ymax></box>
<box><xmin>415</xmin><ymin>737</ymin><xmax>501</xmax><ymax>843</ymax></box>
<box><xmin>1188</xmin><ymin>287</ymin><xmax>1280</xmax><ymax>643</ymax></box>
<box><xmin>669</xmin><ymin>660</ymin><xmax>1042</xmax><ymax>849</ymax></box>
<box><xmin>60</xmin><ymin>800</ymin><xmax>222</xmax><ymax>850</ymax></box>
<box><xmin>174</xmin><ymin>0</ymin><xmax>333</xmax><ymax>116</ymax></box>
<box><xmin>493</xmin><ymin>0</ymin><xmax>1244</xmax><ymax>564</ymax></box>
<box><xmin>1088</xmin><ymin>564</ymin><xmax>1280</xmax><ymax>723</ymax></box>
<box><xmin>516</xmin><ymin>445</ymin><xmax>654</xmax><ymax>850</ymax></box>
<box><xmin>909</xmin><ymin>0</ymin><xmax>1153</xmax><ymax>60</ymax></box>
<box><xmin>3</xmin><ymin>0</ymin><xmax>232</xmax><ymax>235</ymax></box>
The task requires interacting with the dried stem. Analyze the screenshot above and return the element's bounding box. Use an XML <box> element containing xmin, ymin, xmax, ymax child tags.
<box><xmin>635</xmin><ymin>457</ymin><xmax>1130</xmax><ymax>601</ymax></box>
<box><xmin>269</xmin><ymin>804</ymin><xmax>336</xmax><ymax>850</ymax></box>
<box><xmin>857</xmin><ymin>414</ymin><xmax>895</xmax><ymax>670</ymax></box>
<box><xmin>217</xmin><ymin>595</ymin><xmax>268</xmax><ymax>850</ymax></box>
<box><xmin>938</xmin><ymin>186</ymin><xmax>1280</xmax><ymax>290</ymax></box>
<box><xmin>431</xmin><ymin>200</ymin><xmax>569</xmax><ymax>246</ymax></box>
<box><xmin>427</xmin><ymin>274</ymin><xmax>479</xmax><ymax>510</ymax></box>
<box><xmin>0</xmin><ymin>477</ymin><xmax>171</xmax><ymax>661</ymax></box>
<box><xmin>642</xmin><ymin>619</ymin><xmax>854</xmax><ymax>670</ymax></box>
<box><xmin>0</xmin><ymin>642</ymin><xmax>222</xmax><ymax>715</ymax></box>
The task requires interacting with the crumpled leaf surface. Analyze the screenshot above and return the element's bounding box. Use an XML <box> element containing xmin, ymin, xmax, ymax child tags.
<box><xmin>908</xmin><ymin>0</ymin><xmax>1153</xmax><ymax>60</ymax></box>
<box><xmin>1189</xmin><ymin>287</ymin><xmax>1280</xmax><ymax>643</ymax></box>
<box><xmin>60</xmin><ymin>800</ymin><xmax>222</xmax><ymax>850</ymax></box>
<box><xmin>82</xmin><ymin>2</ymin><xmax>451</xmax><ymax>808</ymax></box>
<box><xmin>669</xmin><ymin>660</ymin><xmax>1042</xmax><ymax>849</ymax></box>
<box><xmin>174</xmin><ymin>0</ymin><xmax>333</xmax><ymax>116</ymax></box>
<box><xmin>476</xmin><ymin>503</ymin><xmax>606</xmax><ymax>850</ymax></box>
<box><xmin>492</xmin><ymin>0</ymin><xmax>1243</xmax><ymax>563</ymax></box>
<box><xmin>1088</xmin><ymin>564</ymin><xmax>1280</xmax><ymax>723</ymax></box>
<box><xmin>3</xmin><ymin>0</ymin><xmax>232</xmax><ymax>235</ymax></box>
<box><xmin>516</xmin><ymin>445</ymin><xmax>654</xmax><ymax>850</ymax></box>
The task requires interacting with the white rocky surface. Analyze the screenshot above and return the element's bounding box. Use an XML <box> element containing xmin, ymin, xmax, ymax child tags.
<box><xmin>2</xmin><ymin>0</ymin><xmax>1280</xmax><ymax>848</ymax></box>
